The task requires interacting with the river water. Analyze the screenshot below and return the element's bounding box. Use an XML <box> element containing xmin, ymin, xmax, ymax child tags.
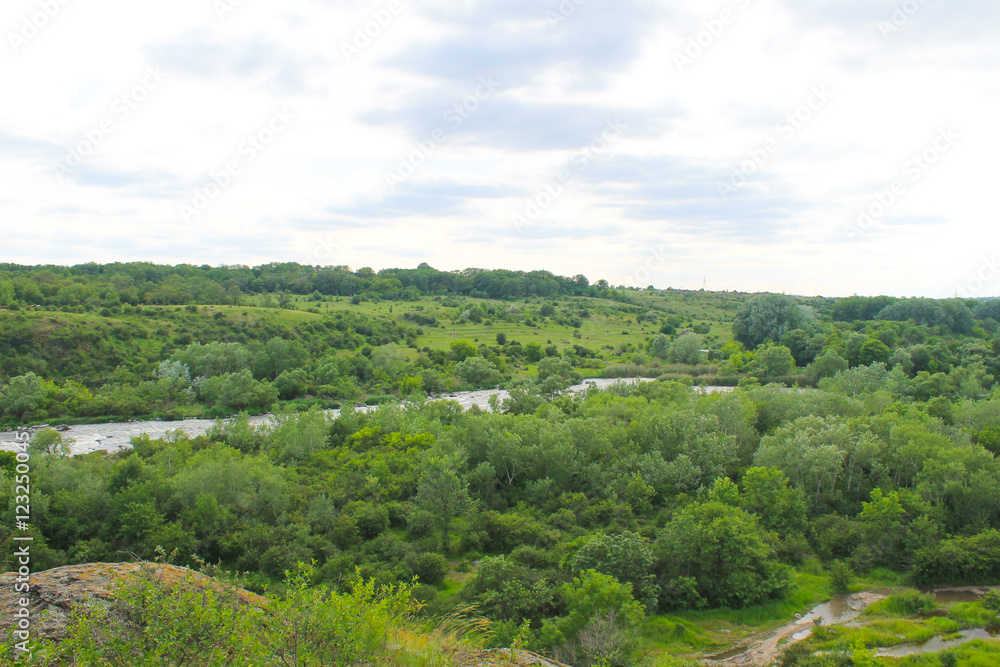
<box><xmin>708</xmin><ymin>588</ymin><xmax>1000</xmax><ymax>663</ymax></box>
<box><xmin>0</xmin><ymin>377</ymin><xmax>699</xmax><ymax>456</ymax></box>
<box><xmin>876</xmin><ymin>628</ymin><xmax>998</xmax><ymax>658</ymax></box>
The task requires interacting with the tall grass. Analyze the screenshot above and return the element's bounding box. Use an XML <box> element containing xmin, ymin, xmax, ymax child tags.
<box><xmin>670</xmin><ymin>570</ymin><xmax>828</xmax><ymax>629</ymax></box>
<box><xmin>865</xmin><ymin>589</ymin><xmax>937</xmax><ymax>617</ymax></box>
<box><xmin>603</xmin><ymin>364</ymin><xmax>660</xmax><ymax>378</ymax></box>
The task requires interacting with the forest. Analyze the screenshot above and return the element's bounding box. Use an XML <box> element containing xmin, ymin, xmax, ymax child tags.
<box><xmin>2</xmin><ymin>262</ymin><xmax>999</xmax><ymax>429</ymax></box>
<box><xmin>4</xmin><ymin>263</ymin><xmax>1000</xmax><ymax>665</ymax></box>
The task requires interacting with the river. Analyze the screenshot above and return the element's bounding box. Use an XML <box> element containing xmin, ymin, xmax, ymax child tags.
<box><xmin>709</xmin><ymin>587</ymin><xmax>1000</xmax><ymax>665</ymax></box>
<box><xmin>0</xmin><ymin>377</ymin><xmax>709</xmax><ymax>456</ymax></box>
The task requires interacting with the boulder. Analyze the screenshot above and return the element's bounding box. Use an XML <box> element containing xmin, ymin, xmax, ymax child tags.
<box><xmin>0</xmin><ymin>562</ymin><xmax>265</xmax><ymax>642</ymax></box>
<box><xmin>1</xmin><ymin>563</ymin><xmax>573</xmax><ymax>666</ymax></box>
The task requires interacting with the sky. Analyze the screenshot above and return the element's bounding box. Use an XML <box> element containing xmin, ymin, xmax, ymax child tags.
<box><xmin>1</xmin><ymin>0</ymin><xmax>998</xmax><ymax>298</ymax></box>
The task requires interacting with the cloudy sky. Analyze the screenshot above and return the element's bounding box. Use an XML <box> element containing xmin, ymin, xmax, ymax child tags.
<box><xmin>1</xmin><ymin>0</ymin><xmax>997</xmax><ymax>297</ymax></box>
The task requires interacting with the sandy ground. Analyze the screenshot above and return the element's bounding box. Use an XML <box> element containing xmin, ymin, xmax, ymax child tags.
<box><xmin>0</xmin><ymin>377</ymin><xmax>676</xmax><ymax>456</ymax></box>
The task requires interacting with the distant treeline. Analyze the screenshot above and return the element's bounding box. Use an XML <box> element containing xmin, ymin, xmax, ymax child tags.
<box><xmin>0</xmin><ymin>262</ymin><xmax>624</xmax><ymax>308</ymax></box>
<box><xmin>829</xmin><ymin>295</ymin><xmax>1000</xmax><ymax>333</ymax></box>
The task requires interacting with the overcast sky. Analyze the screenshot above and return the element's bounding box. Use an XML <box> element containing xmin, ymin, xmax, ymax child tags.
<box><xmin>1</xmin><ymin>0</ymin><xmax>997</xmax><ymax>297</ymax></box>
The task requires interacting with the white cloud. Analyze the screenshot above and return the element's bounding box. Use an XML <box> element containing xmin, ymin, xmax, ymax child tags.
<box><xmin>0</xmin><ymin>0</ymin><xmax>997</xmax><ymax>297</ymax></box>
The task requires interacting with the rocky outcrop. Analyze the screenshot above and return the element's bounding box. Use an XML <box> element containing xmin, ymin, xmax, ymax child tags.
<box><xmin>0</xmin><ymin>562</ymin><xmax>266</xmax><ymax>642</ymax></box>
<box><xmin>457</xmin><ymin>649</ymin><xmax>572</xmax><ymax>666</ymax></box>
<box><xmin>1</xmin><ymin>563</ymin><xmax>571</xmax><ymax>667</ymax></box>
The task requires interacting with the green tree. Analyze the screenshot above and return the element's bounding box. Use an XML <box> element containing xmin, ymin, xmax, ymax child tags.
<box><xmin>0</xmin><ymin>372</ymin><xmax>46</xmax><ymax>420</ymax></box>
<box><xmin>260</xmin><ymin>336</ymin><xmax>307</xmax><ymax>379</ymax></box>
<box><xmin>753</xmin><ymin>416</ymin><xmax>848</xmax><ymax>500</ymax></box>
<box><xmin>216</xmin><ymin>370</ymin><xmax>278</xmax><ymax>412</ymax></box>
<box><xmin>571</xmin><ymin>532</ymin><xmax>658</xmax><ymax>609</ymax></box>
<box><xmin>671</xmin><ymin>333</ymin><xmax>704</xmax><ymax>365</ymax></box>
<box><xmin>371</xmin><ymin>344</ymin><xmax>407</xmax><ymax>378</ymax></box>
<box><xmin>116</xmin><ymin>501</ymin><xmax>166</xmax><ymax>544</ymax></box>
<box><xmin>463</xmin><ymin>555</ymin><xmax>556</xmax><ymax>624</ymax></box>
<box><xmin>172</xmin><ymin>341</ymin><xmax>252</xmax><ymax>377</ymax></box>
<box><xmin>454</xmin><ymin>356</ymin><xmax>502</xmax><ymax>389</ymax></box>
<box><xmin>926</xmin><ymin>396</ymin><xmax>955</xmax><ymax>424</ymax></box>
<box><xmin>655</xmin><ymin>501</ymin><xmax>788</xmax><ymax>609</ymax></box>
<box><xmin>857</xmin><ymin>488</ymin><xmax>905</xmax><ymax>566</ymax></box>
<box><xmin>732</xmin><ymin>294</ymin><xmax>805</xmax><ymax>349</ymax></box>
<box><xmin>273</xmin><ymin>369</ymin><xmax>308</xmax><ymax>400</ymax></box>
<box><xmin>748</xmin><ymin>345</ymin><xmax>796</xmax><ymax>382</ymax></box>
<box><xmin>829</xmin><ymin>560</ymin><xmax>854</xmax><ymax>595</ymax></box>
<box><xmin>449</xmin><ymin>340</ymin><xmax>479</xmax><ymax>361</ymax></box>
<box><xmin>29</xmin><ymin>429</ymin><xmax>73</xmax><ymax>457</ymax></box>
<box><xmin>806</xmin><ymin>349</ymin><xmax>849</xmax><ymax>384</ymax></box>
<box><xmin>0</xmin><ymin>281</ymin><xmax>14</xmax><ymax>307</ymax></box>
<box><xmin>413</xmin><ymin>458</ymin><xmax>472</xmax><ymax>550</ymax></box>
<box><xmin>858</xmin><ymin>339</ymin><xmax>891</xmax><ymax>367</ymax></box>
<box><xmin>266</xmin><ymin>409</ymin><xmax>331</xmax><ymax>462</ymax></box>
<box><xmin>541</xmin><ymin>571</ymin><xmax>645</xmax><ymax>667</ymax></box>
<box><xmin>739</xmin><ymin>467</ymin><xmax>807</xmax><ymax>537</ymax></box>
<box><xmin>536</xmin><ymin>357</ymin><xmax>582</xmax><ymax>397</ymax></box>
<box><xmin>650</xmin><ymin>334</ymin><xmax>671</xmax><ymax>360</ymax></box>
<box><xmin>780</xmin><ymin>329</ymin><xmax>823</xmax><ymax>366</ymax></box>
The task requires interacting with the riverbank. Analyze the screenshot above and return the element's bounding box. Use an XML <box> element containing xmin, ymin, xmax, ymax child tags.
<box><xmin>0</xmin><ymin>377</ymin><xmax>670</xmax><ymax>456</ymax></box>
<box><xmin>705</xmin><ymin>586</ymin><xmax>1000</xmax><ymax>665</ymax></box>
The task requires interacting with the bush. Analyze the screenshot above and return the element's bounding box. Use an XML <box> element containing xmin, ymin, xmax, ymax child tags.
<box><xmin>829</xmin><ymin>560</ymin><xmax>853</xmax><ymax>595</ymax></box>
<box><xmin>543</xmin><ymin>571</ymin><xmax>645</xmax><ymax>667</ymax></box>
<box><xmin>571</xmin><ymin>532</ymin><xmax>657</xmax><ymax>610</ymax></box>
<box><xmin>655</xmin><ymin>501</ymin><xmax>789</xmax><ymax>610</ymax></box>
<box><xmin>407</xmin><ymin>552</ymin><xmax>449</xmax><ymax>586</ymax></box>
<box><xmin>31</xmin><ymin>563</ymin><xmax>422</xmax><ymax>666</ymax></box>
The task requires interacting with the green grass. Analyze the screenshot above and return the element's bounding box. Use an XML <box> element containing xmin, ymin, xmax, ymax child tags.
<box><xmin>640</xmin><ymin>616</ymin><xmax>718</xmax><ymax>655</ymax></box>
<box><xmin>290</xmin><ymin>292</ymin><xmax>741</xmax><ymax>360</ymax></box>
<box><xmin>892</xmin><ymin>640</ymin><xmax>1000</xmax><ymax>666</ymax></box>
<box><xmin>791</xmin><ymin>585</ymin><xmax>1000</xmax><ymax>664</ymax></box>
<box><xmin>947</xmin><ymin>602</ymin><xmax>1000</xmax><ymax>628</ymax></box>
<box><xmin>811</xmin><ymin>617</ymin><xmax>959</xmax><ymax>650</ymax></box>
<box><xmin>638</xmin><ymin>564</ymin><xmax>914</xmax><ymax>658</ymax></box>
<box><xmin>865</xmin><ymin>590</ymin><xmax>938</xmax><ymax>617</ymax></box>
<box><xmin>676</xmin><ymin>570</ymin><xmax>829</xmax><ymax>628</ymax></box>
<box><xmin>639</xmin><ymin>567</ymin><xmax>830</xmax><ymax>657</ymax></box>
